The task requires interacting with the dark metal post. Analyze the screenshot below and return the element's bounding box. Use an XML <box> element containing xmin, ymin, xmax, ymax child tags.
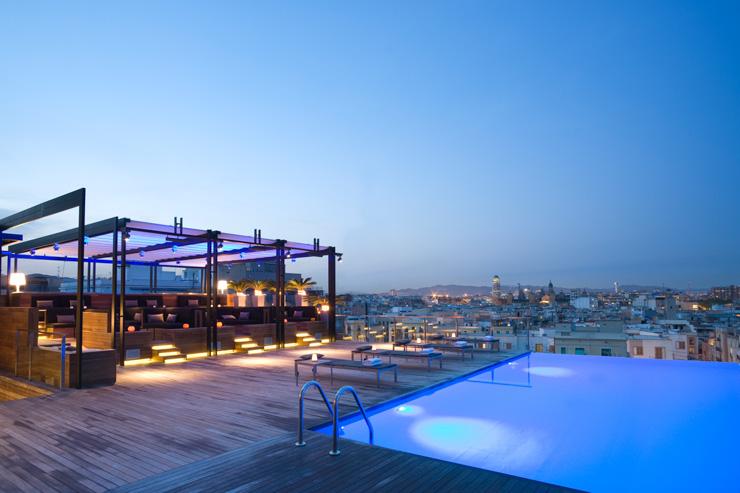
<box><xmin>205</xmin><ymin>234</ymin><xmax>212</xmax><ymax>356</ymax></box>
<box><xmin>119</xmin><ymin>229</ymin><xmax>127</xmax><ymax>367</ymax></box>
<box><xmin>213</xmin><ymin>236</ymin><xmax>219</xmax><ymax>356</ymax></box>
<box><xmin>86</xmin><ymin>262</ymin><xmax>91</xmax><ymax>292</ymax></box>
<box><xmin>111</xmin><ymin>225</ymin><xmax>120</xmax><ymax>365</ymax></box>
<box><xmin>74</xmin><ymin>190</ymin><xmax>85</xmax><ymax>389</ymax></box>
<box><xmin>92</xmin><ymin>261</ymin><xmax>97</xmax><ymax>293</ymax></box>
<box><xmin>0</xmin><ymin>239</ymin><xmax>4</xmax><ymax>303</ymax></box>
<box><xmin>4</xmin><ymin>254</ymin><xmax>10</xmax><ymax>306</ymax></box>
<box><xmin>275</xmin><ymin>240</ymin><xmax>286</xmax><ymax>347</ymax></box>
<box><xmin>153</xmin><ymin>265</ymin><xmax>158</xmax><ymax>291</ymax></box>
<box><xmin>328</xmin><ymin>247</ymin><xmax>336</xmax><ymax>342</ymax></box>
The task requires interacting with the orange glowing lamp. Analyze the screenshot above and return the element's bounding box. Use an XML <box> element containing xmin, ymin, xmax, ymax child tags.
<box><xmin>127</xmin><ymin>325</ymin><xmax>136</xmax><ymax>333</ymax></box>
<box><xmin>182</xmin><ymin>323</ymin><xmax>190</xmax><ymax>329</ymax></box>
<box><xmin>216</xmin><ymin>321</ymin><xmax>223</xmax><ymax>328</ymax></box>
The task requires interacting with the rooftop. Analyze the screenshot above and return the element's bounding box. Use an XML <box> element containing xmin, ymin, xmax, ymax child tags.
<box><xmin>0</xmin><ymin>342</ymin><xmax>566</xmax><ymax>492</ymax></box>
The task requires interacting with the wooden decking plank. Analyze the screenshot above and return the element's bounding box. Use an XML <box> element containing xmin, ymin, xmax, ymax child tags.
<box><xmin>112</xmin><ymin>431</ymin><xmax>579</xmax><ymax>493</ymax></box>
<box><xmin>0</xmin><ymin>342</ymin><xmax>527</xmax><ymax>492</ymax></box>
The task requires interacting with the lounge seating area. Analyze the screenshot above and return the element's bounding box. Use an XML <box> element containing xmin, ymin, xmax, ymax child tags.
<box><xmin>0</xmin><ymin>191</ymin><xmax>341</xmax><ymax>387</ymax></box>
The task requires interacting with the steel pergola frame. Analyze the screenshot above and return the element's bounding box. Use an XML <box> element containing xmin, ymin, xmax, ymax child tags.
<box><xmin>1</xmin><ymin>189</ymin><xmax>341</xmax><ymax>377</ymax></box>
<box><xmin>0</xmin><ymin>189</ymin><xmax>87</xmax><ymax>388</ymax></box>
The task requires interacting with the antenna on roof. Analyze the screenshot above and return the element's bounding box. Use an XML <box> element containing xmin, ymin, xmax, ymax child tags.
<box><xmin>173</xmin><ymin>217</ymin><xmax>183</xmax><ymax>235</ymax></box>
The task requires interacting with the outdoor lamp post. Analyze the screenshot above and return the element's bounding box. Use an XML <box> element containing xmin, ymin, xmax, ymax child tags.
<box><xmin>217</xmin><ymin>279</ymin><xmax>228</xmax><ymax>294</ymax></box>
<box><xmin>9</xmin><ymin>272</ymin><xmax>26</xmax><ymax>293</ymax></box>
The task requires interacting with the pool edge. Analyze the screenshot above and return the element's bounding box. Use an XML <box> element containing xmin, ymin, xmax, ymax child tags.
<box><xmin>311</xmin><ymin>350</ymin><xmax>532</xmax><ymax>432</ymax></box>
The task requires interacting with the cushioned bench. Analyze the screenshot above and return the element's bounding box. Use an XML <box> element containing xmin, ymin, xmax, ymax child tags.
<box><xmin>431</xmin><ymin>343</ymin><xmax>474</xmax><ymax>359</ymax></box>
<box><xmin>294</xmin><ymin>354</ymin><xmax>398</xmax><ymax>388</ymax></box>
<box><xmin>351</xmin><ymin>346</ymin><xmax>443</xmax><ymax>371</ymax></box>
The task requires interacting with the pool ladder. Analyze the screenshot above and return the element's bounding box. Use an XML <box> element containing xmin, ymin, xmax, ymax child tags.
<box><xmin>296</xmin><ymin>380</ymin><xmax>374</xmax><ymax>456</ymax></box>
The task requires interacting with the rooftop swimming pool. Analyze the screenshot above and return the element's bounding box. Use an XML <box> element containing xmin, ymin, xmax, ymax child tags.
<box><xmin>316</xmin><ymin>352</ymin><xmax>740</xmax><ymax>492</ymax></box>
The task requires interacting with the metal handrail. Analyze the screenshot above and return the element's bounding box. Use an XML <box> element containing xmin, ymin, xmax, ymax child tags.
<box><xmin>329</xmin><ymin>385</ymin><xmax>373</xmax><ymax>456</ymax></box>
<box><xmin>295</xmin><ymin>380</ymin><xmax>334</xmax><ymax>447</ymax></box>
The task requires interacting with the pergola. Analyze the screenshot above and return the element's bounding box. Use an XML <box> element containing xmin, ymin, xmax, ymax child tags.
<box><xmin>0</xmin><ymin>189</ymin><xmax>340</xmax><ymax>387</ymax></box>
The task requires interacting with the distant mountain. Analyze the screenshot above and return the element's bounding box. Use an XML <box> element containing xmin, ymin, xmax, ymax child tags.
<box><xmin>388</xmin><ymin>285</ymin><xmax>492</xmax><ymax>297</ymax></box>
<box><xmin>383</xmin><ymin>283</ymin><xmax>683</xmax><ymax>296</ymax></box>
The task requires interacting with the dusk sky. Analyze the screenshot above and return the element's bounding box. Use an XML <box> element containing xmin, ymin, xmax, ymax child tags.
<box><xmin>2</xmin><ymin>1</ymin><xmax>739</xmax><ymax>293</ymax></box>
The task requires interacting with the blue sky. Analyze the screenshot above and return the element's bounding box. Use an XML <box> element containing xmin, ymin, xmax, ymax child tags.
<box><xmin>1</xmin><ymin>1</ymin><xmax>739</xmax><ymax>292</ymax></box>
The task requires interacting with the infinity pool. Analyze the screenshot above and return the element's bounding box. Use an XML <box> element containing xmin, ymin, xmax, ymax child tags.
<box><xmin>316</xmin><ymin>352</ymin><xmax>740</xmax><ymax>492</ymax></box>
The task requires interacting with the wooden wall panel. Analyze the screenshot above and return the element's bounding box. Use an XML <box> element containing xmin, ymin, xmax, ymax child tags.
<box><xmin>0</xmin><ymin>308</ymin><xmax>37</xmax><ymax>376</ymax></box>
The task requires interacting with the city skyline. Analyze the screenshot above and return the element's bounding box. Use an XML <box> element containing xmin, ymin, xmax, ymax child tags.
<box><xmin>3</xmin><ymin>1</ymin><xmax>739</xmax><ymax>292</ymax></box>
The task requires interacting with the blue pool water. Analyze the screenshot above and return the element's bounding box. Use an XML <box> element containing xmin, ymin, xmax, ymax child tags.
<box><xmin>316</xmin><ymin>353</ymin><xmax>740</xmax><ymax>492</ymax></box>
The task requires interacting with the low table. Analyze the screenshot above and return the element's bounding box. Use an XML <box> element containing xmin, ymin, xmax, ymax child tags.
<box><xmin>294</xmin><ymin>358</ymin><xmax>331</xmax><ymax>385</ymax></box>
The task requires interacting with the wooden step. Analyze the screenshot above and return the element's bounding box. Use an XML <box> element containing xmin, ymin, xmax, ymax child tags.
<box><xmin>157</xmin><ymin>351</ymin><xmax>181</xmax><ymax>357</ymax></box>
<box><xmin>0</xmin><ymin>379</ymin><xmax>51</xmax><ymax>402</ymax></box>
<box><xmin>161</xmin><ymin>353</ymin><xmax>186</xmax><ymax>364</ymax></box>
<box><xmin>152</xmin><ymin>343</ymin><xmax>176</xmax><ymax>351</ymax></box>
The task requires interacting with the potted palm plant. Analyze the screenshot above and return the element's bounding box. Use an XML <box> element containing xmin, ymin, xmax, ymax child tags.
<box><xmin>227</xmin><ymin>279</ymin><xmax>250</xmax><ymax>307</ymax></box>
<box><xmin>245</xmin><ymin>279</ymin><xmax>271</xmax><ymax>307</ymax></box>
<box><xmin>286</xmin><ymin>277</ymin><xmax>317</xmax><ymax>306</ymax></box>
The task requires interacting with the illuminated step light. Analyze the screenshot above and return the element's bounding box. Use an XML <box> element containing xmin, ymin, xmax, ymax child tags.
<box><xmin>264</xmin><ymin>344</ymin><xmax>278</xmax><ymax>350</ymax></box>
<box><xmin>158</xmin><ymin>351</ymin><xmax>181</xmax><ymax>357</ymax></box>
<box><xmin>124</xmin><ymin>358</ymin><xmax>153</xmax><ymax>366</ymax></box>
<box><xmin>321</xmin><ymin>338</ymin><xmax>331</xmax><ymax>344</ymax></box>
<box><xmin>218</xmin><ymin>349</ymin><xmax>236</xmax><ymax>355</ymax></box>
<box><xmin>152</xmin><ymin>344</ymin><xmax>175</xmax><ymax>351</ymax></box>
<box><xmin>247</xmin><ymin>349</ymin><xmax>264</xmax><ymax>355</ymax></box>
<box><xmin>296</xmin><ymin>332</ymin><xmax>310</xmax><ymax>338</ymax></box>
<box><xmin>186</xmin><ymin>352</ymin><xmax>209</xmax><ymax>359</ymax></box>
<box><xmin>308</xmin><ymin>342</ymin><xmax>321</xmax><ymax>347</ymax></box>
<box><xmin>164</xmin><ymin>357</ymin><xmax>186</xmax><ymax>364</ymax></box>
<box><xmin>234</xmin><ymin>337</ymin><xmax>253</xmax><ymax>343</ymax></box>
<box><xmin>240</xmin><ymin>342</ymin><xmax>259</xmax><ymax>349</ymax></box>
<box><xmin>302</xmin><ymin>337</ymin><xmax>316</xmax><ymax>342</ymax></box>
<box><xmin>342</xmin><ymin>336</ymin><xmax>353</xmax><ymax>341</ymax></box>
<box><xmin>284</xmin><ymin>342</ymin><xmax>298</xmax><ymax>348</ymax></box>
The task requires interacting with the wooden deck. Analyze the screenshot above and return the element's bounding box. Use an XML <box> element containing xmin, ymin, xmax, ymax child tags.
<box><xmin>0</xmin><ymin>342</ymin><xmax>556</xmax><ymax>492</ymax></box>
<box><xmin>113</xmin><ymin>431</ymin><xmax>581</xmax><ymax>493</ymax></box>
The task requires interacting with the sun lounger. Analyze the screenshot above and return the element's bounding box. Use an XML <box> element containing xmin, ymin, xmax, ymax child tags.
<box><xmin>295</xmin><ymin>354</ymin><xmax>398</xmax><ymax>387</ymax></box>
<box><xmin>392</xmin><ymin>339</ymin><xmax>411</xmax><ymax>351</ymax></box>
<box><xmin>384</xmin><ymin>350</ymin><xmax>442</xmax><ymax>370</ymax></box>
<box><xmin>432</xmin><ymin>343</ymin><xmax>474</xmax><ymax>360</ymax></box>
<box><xmin>443</xmin><ymin>336</ymin><xmax>500</xmax><ymax>351</ymax></box>
<box><xmin>350</xmin><ymin>345</ymin><xmax>387</xmax><ymax>360</ymax></box>
<box><xmin>327</xmin><ymin>358</ymin><xmax>399</xmax><ymax>388</ymax></box>
<box><xmin>352</xmin><ymin>345</ymin><xmax>443</xmax><ymax>371</ymax></box>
